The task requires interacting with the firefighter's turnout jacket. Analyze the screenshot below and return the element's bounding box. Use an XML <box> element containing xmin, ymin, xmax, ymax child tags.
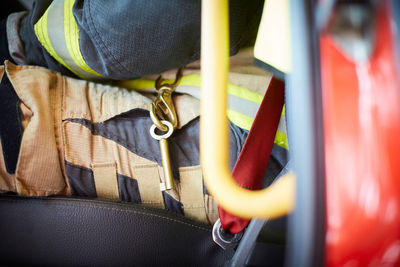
<box><xmin>0</xmin><ymin>0</ymin><xmax>288</xmax><ymax>225</ymax></box>
<box><xmin>0</xmin><ymin>61</ymin><xmax>288</xmax><ymax>224</ymax></box>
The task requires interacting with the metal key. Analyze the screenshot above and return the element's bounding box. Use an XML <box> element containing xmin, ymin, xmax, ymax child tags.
<box><xmin>150</xmin><ymin>120</ymin><xmax>175</xmax><ymax>190</ymax></box>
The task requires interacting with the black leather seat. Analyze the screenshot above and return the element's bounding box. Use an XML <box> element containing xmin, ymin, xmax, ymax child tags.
<box><xmin>0</xmin><ymin>194</ymin><xmax>233</xmax><ymax>266</ymax></box>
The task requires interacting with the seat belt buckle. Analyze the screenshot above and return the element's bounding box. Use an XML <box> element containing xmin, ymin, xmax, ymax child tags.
<box><xmin>212</xmin><ymin>219</ymin><xmax>244</xmax><ymax>250</ymax></box>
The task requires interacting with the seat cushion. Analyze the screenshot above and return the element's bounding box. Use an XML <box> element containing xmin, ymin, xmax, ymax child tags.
<box><xmin>0</xmin><ymin>194</ymin><xmax>233</xmax><ymax>266</ymax></box>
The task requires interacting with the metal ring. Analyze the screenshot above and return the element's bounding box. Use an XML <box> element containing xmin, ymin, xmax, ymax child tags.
<box><xmin>212</xmin><ymin>219</ymin><xmax>243</xmax><ymax>250</ymax></box>
<box><xmin>150</xmin><ymin>120</ymin><xmax>173</xmax><ymax>140</ymax></box>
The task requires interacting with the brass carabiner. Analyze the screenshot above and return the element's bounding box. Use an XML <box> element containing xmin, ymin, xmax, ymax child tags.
<box><xmin>150</xmin><ymin>68</ymin><xmax>183</xmax><ymax>132</ymax></box>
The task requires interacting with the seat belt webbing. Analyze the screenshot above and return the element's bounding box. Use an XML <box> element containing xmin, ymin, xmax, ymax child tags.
<box><xmin>218</xmin><ymin>77</ymin><xmax>285</xmax><ymax>234</ymax></box>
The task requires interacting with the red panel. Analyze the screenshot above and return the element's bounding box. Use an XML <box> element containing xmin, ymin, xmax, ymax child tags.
<box><xmin>321</xmin><ymin>1</ymin><xmax>400</xmax><ymax>266</ymax></box>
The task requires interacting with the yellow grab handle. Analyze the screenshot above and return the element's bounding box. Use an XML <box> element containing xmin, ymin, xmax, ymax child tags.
<box><xmin>200</xmin><ymin>0</ymin><xmax>295</xmax><ymax>219</ymax></box>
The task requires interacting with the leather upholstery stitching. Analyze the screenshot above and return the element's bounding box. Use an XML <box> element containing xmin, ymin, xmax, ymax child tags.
<box><xmin>0</xmin><ymin>199</ymin><xmax>211</xmax><ymax>232</ymax></box>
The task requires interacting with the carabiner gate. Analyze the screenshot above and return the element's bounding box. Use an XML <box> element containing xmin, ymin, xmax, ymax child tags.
<box><xmin>150</xmin><ymin>67</ymin><xmax>183</xmax><ymax>132</ymax></box>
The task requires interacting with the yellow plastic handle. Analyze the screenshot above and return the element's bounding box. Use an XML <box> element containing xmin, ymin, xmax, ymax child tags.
<box><xmin>200</xmin><ymin>0</ymin><xmax>295</xmax><ymax>219</ymax></box>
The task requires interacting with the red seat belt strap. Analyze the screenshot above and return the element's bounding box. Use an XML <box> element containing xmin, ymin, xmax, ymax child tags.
<box><xmin>218</xmin><ymin>77</ymin><xmax>285</xmax><ymax>234</ymax></box>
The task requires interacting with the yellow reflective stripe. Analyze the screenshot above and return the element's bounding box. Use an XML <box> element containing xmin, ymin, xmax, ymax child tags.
<box><xmin>117</xmin><ymin>74</ymin><xmax>263</xmax><ymax>103</ymax></box>
<box><xmin>180</xmin><ymin>74</ymin><xmax>263</xmax><ymax>104</ymax></box>
<box><xmin>34</xmin><ymin>8</ymin><xmax>78</xmax><ymax>76</ymax></box>
<box><xmin>116</xmin><ymin>75</ymin><xmax>202</xmax><ymax>90</ymax></box>
<box><xmin>116</xmin><ymin>79</ymin><xmax>154</xmax><ymax>90</ymax></box>
<box><xmin>227</xmin><ymin>83</ymin><xmax>263</xmax><ymax>104</ymax></box>
<box><xmin>64</xmin><ymin>0</ymin><xmax>101</xmax><ymax>77</ymax></box>
<box><xmin>228</xmin><ymin>110</ymin><xmax>288</xmax><ymax>149</ymax></box>
<box><xmin>117</xmin><ymin>75</ymin><xmax>288</xmax><ymax>149</ymax></box>
<box><xmin>275</xmin><ymin>113</ymin><xmax>288</xmax><ymax>149</ymax></box>
<box><xmin>34</xmin><ymin>0</ymin><xmax>102</xmax><ymax>79</ymax></box>
<box><xmin>179</xmin><ymin>74</ymin><xmax>201</xmax><ymax>86</ymax></box>
<box><xmin>274</xmin><ymin>129</ymin><xmax>289</xmax><ymax>150</ymax></box>
<box><xmin>227</xmin><ymin>109</ymin><xmax>254</xmax><ymax>131</ymax></box>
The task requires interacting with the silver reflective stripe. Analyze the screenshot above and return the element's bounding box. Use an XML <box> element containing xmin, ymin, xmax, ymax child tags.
<box><xmin>175</xmin><ymin>85</ymin><xmax>201</xmax><ymax>99</ymax></box>
<box><xmin>176</xmin><ymin>85</ymin><xmax>259</xmax><ymax>119</ymax></box>
<box><xmin>47</xmin><ymin>0</ymin><xmax>99</xmax><ymax>79</ymax></box>
<box><xmin>117</xmin><ymin>82</ymin><xmax>287</xmax><ymax>147</ymax></box>
<box><xmin>178</xmin><ymin>85</ymin><xmax>288</xmax><ymax>149</ymax></box>
<box><xmin>228</xmin><ymin>94</ymin><xmax>259</xmax><ymax>119</ymax></box>
<box><xmin>46</xmin><ymin>0</ymin><xmax>99</xmax><ymax>79</ymax></box>
<box><xmin>277</xmin><ymin>114</ymin><xmax>287</xmax><ymax>134</ymax></box>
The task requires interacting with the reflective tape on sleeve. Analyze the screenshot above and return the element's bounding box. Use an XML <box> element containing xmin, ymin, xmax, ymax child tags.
<box><xmin>274</xmin><ymin>106</ymin><xmax>288</xmax><ymax>149</ymax></box>
<box><xmin>34</xmin><ymin>0</ymin><xmax>103</xmax><ymax>80</ymax></box>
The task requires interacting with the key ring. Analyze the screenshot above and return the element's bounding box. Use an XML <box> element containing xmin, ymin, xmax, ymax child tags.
<box><xmin>150</xmin><ymin>120</ymin><xmax>174</xmax><ymax>140</ymax></box>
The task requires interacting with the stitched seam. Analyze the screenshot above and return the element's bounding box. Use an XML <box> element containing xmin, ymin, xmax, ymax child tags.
<box><xmin>0</xmin><ymin>199</ymin><xmax>211</xmax><ymax>232</ymax></box>
<box><xmin>58</xmin><ymin>77</ymin><xmax>69</xmax><ymax>191</ymax></box>
<box><xmin>134</xmin><ymin>164</ymin><xmax>158</xmax><ymax>169</ymax></box>
<box><xmin>142</xmin><ymin>201</ymin><xmax>163</xmax><ymax>204</ymax></box>
<box><xmin>12</xmin><ymin>186</ymin><xmax>65</xmax><ymax>193</ymax></box>
<box><xmin>184</xmin><ymin>205</ymin><xmax>204</xmax><ymax>208</ymax></box>
<box><xmin>63</xmin><ymin>109</ymin><xmax>150</xmax><ymax>119</ymax></box>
